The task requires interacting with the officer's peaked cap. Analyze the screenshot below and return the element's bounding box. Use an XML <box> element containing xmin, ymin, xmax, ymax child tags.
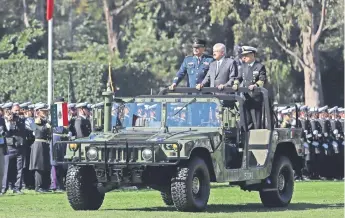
<box><xmin>76</xmin><ymin>102</ymin><xmax>89</xmax><ymax>109</ymax></box>
<box><xmin>318</xmin><ymin>105</ymin><xmax>328</xmax><ymax>112</ymax></box>
<box><xmin>92</xmin><ymin>102</ymin><xmax>104</xmax><ymax>109</ymax></box>
<box><xmin>240</xmin><ymin>46</ymin><xmax>257</xmax><ymax>55</ymax></box>
<box><xmin>28</xmin><ymin>104</ymin><xmax>35</xmax><ymax>109</ymax></box>
<box><xmin>192</xmin><ymin>38</ymin><xmax>206</xmax><ymax>48</ymax></box>
<box><xmin>12</xmin><ymin>102</ymin><xmax>20</xmax><ymax>106</ymax></box>
<box><xmin>19</xmin><ymin>102</ymin><xmax>31</xmax><ymax>109</ymax></box>
<box><xmin>299</xmin><ymin>105</ymin><xmax>308</xmax><ymax>111</ymax></box>
<box><xmin>338</xmin><ymin>108</ymin><xmax>344</xmax><ymax>112</ymax></box>
<box><xmin>68</xmin><ymin>103</ymin><xmax>76</xmax><ymax>109</ymax></box>
<box><xmin>2</xmin><ymin>102</ymin><xmax>13</xmax><ymax>109</ymax></box>
<box><xmin>174</xmin><ymin>107</ymin><xmax>186</xmax><ymax>111</ymax></box>
<box><xmin>328</xmin><ymin>106</ymin><xmax>338</xmax><ymax>113</ymax></box>
<box><xmin>281</xmin><ymin>109</ymin><xmax>290</xmax><ymax>114</ymax></box>
<box><xmin>277</xmin><ymin>106</ymin><xmax>287</xmax><ymax>113</ymax></box>
<box><xmin>149</xmin><ymin>104</ymin><xmax>157</xmax><ymax>110</ymax></box>
<box><xmin>308</xmin><ymin>107</ymin><xmax>319</xmax><ymax>113</ymax></box>
<box><xmin>34</xmin><ymin>103</ymin><xmax>49</xmax><ymax>111</ymax></box>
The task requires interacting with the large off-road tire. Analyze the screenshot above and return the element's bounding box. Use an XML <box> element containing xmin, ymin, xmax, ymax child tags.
<box><xmin>171</xmin><ymin>157</ymin><xmax>210</xmax><ymax>212</ymax></box>
<box><xmin>66</xmin><ymin>165</ymin><xmax>105</xmax><ymax>210</ymax></box>
<box><xmin>259</xmin><ymin>156</ymin><xmax>294</xmax><ymax>207</ymax></box>
<box><xmin>161</xmin><ymin>189</ymin><xmax>174</xmax><ymax>206</ymax></box>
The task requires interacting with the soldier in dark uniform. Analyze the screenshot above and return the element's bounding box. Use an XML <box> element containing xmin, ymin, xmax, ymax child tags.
<box><xmin>0</xmin><ymin>109</ymin><xmax>8</xmax><ymax>195</ymax></box>
<box><xmin>50</xmin><ymin>97</ymin><xmax>69</xmax><ymax>192</ymax></box>
<box><xmin>68</xmin><ymin>103</ymin><xmax>77</xmax><ymax>138</ymax></box>
<box><xmin>169</xmin><ymin>38</ymin><xmax>214</xmax><ymax>90</ymax></box>
<box><xmin>2</xmin><ymin>103</ymin><xmax>26</xmax><ymax>194</ymax></box>
<box><xmin>29</xmin><ymin>103</ymin><xmax>52</xmax><ymax>193</ymax></box>
<box><xmin>21</xmin><ymin>102</ymin><xmax>36</xmax><ymax>190</ymax></box>
<box><xmin>74</xmin><ymin>103</ymin><xmax>92</xmax><ymax>139</ymax></box>
<box><xmin>233</xmin><ymin>46</ymin><xmax>267</xmax><ymax>129</ymax></box>
<box><xmin>299</xmin><ymin>105</ymin><xmax>312</xmax><ymax>180</ymax></box>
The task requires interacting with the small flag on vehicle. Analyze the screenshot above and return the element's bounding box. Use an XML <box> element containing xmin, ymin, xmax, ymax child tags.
<box><xmin>51</xmin><ymin>102</ymin><xmax>69</xmax><ymax>127</ymax></box>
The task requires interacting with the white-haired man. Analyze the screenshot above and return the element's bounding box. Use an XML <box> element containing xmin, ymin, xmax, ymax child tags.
<box><xmin>196</xmin><ymin>43</ymin><xmax>238</xmax><ymax>90</ymax></box>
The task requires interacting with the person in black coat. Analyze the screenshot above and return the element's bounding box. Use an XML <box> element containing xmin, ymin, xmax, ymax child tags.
<box><xmin>74</xmin><ymin>103</ymin><xmax>91</xmax><ymax>139</ymax></box>
<box><xmin>29</xmin><ymin>103</ymin><xmax>51</xmax><ymax>193</ymax></box>
<box><xmin>232</xmin><ymin>46</ymin><xmax>267</xmax><ymax>129</ymax></box>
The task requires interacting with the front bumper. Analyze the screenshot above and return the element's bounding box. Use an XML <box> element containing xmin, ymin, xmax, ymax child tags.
<box><xmin>53</xmin><ymin>140</ymin><xmax>181</xmax><ymax>167</ymax></box>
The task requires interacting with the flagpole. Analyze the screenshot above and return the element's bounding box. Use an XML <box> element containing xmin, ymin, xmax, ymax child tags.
<box><xmin>47</xmin><ymin>0</ymin><xmax>54</xmax><ymax>105</ymax></box>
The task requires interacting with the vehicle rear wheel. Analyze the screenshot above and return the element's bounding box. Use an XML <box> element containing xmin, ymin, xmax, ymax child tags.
<box><xmin>161</xmin><ymin>189</ymin><xmax>174</xmax><ymax>206</ymax></box>
<box><xmin>259</xmin><ymin>156</ymin><xmax>294</xmax><ymax>207</ymax></box>
<box><xmin>171</xmin><ymin>157</ymin><xmax>210</xmax><ymax>212</ymax></box>
<box><xmin>66</xmin><ymin>165</ymin><xmax>105</xmax><ymax>210</ymax></box>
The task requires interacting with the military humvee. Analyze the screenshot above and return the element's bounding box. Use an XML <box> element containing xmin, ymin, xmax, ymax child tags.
<box><xmin>54</xmin><ymin>87</ymin><xmax>304</xmax><ymax>212</ymax></box>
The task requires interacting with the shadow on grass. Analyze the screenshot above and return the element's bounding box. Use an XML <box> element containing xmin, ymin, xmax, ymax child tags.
<box><xmin>102</xmin><ymin>203</ymin><xmax>344</xmax><ymax>213</ymax></box>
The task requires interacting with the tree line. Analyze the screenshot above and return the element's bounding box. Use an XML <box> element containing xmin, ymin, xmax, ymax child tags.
<box><xmin>0</xmin><ymin>0</ymin><xmax>343</xmax><ymax>106</ymax></box>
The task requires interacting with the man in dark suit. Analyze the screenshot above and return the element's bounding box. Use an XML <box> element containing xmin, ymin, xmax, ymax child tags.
<box><xmin>196</xmin><ymin>43</ymin><xmax>238</xmax><ymax>90</ymax></box>
<box><xmin>232</xmin><ymin>46</ymin><xmax>267</xmax><ymax>129</ymax></box>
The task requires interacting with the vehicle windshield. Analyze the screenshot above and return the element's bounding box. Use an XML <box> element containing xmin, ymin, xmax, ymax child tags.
<box><xmin>111</xmin><ymin>100</ymin><xmax>221</xmax><ymax>128</ymax></box>
<box><xmin>166</xmin><ymin>102</ymin><xmax>220</xmax><ymax>127</ymax></box>
<box><xmin>112</xmin><ymin>102</ymin><xmax>162</xmax><ymax>128</ymax></box>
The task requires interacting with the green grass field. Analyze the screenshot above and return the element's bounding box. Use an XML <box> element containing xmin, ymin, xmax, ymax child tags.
<box><xmin>0</xmin><ymin>181</ymin><xmax>343</xmax><ymax>218</ymax></box>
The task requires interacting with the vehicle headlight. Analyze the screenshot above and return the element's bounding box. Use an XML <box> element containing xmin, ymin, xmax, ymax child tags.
<box><xmin>86</xmin><ymin>148</ymin><xmax>98</xmax><ymax>161</ymax></box>
<box><xmin>69</xmin><ymin>143</ymin><xmax>79</xmax><ymax>151</ymax></box>
<box><xmin>313</xmin><ymin>130</ymin><xmax>318</xmax><ymax>135</ymax></box>
<box><xmin>163</xmin><ymin>143</ymin><xmax>181</xmax><ymax>151</ymax></box>
<box><xmin>333</xmin><ymin>129</ymin><xmax>339</xmax><ymax>135</ymax></box>
<box><xmin>142</xmin><ymin>149</ymin><xmax>153</xmax><ymax>161</ymax></box>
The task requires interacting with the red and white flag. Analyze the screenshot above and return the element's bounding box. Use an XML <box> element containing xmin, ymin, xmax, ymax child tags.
<box><xmin>51</xmin><ymin>103</ymin><xmax>69</xmax><ymax>127</ymax></box>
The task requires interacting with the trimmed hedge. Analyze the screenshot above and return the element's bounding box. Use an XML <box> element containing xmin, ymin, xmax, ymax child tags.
<box><xmin>0</xmin><ymin>60</ymin><xmax>165</xmax><ymax>103</ymax></box>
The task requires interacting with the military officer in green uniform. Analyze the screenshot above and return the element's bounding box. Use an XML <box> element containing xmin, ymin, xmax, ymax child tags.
<box><xmin>169</xmin><ymin>38</ymin><xmax>214</xmax><ymax>90</ymax></box>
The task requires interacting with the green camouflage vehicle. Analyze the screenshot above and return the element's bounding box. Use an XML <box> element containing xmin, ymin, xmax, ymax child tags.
<box><xmin>54</xmin><ymin>87</ymin><xmax>304</xmax><ymax>212</ymax></box>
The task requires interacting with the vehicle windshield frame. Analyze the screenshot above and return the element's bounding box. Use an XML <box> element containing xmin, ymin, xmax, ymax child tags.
<box><xmin>111</xmin><ymin>96</ymin><xmax>225</xmax><ymax>130</ymax></box>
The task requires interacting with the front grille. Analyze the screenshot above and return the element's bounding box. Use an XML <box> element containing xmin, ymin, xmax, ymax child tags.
<box><xmin>100</xmin><ymin>146</ymin><xmax>141</xmax><ymax>163</ymax></box>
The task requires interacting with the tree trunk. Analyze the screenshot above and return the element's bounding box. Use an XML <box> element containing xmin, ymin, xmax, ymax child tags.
<box><xmin>302</xmin><ymin>32</ymin><xmax>324</xmax><ymax>107</ymax></box>
<box><xmin>23</xmin><ymin>0</ymin><xmax>30</xmax><ymax>27</ymax></box>
<box><xmin>103</xmin><ymin>0</ymin><xmax>118</xmax><ymax>54</ymax></box>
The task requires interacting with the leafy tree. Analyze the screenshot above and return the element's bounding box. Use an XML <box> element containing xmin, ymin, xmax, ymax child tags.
<box><xmin>210</xmin><ymin>0</ymin><xmax>344</xmax><ymax>106</ymax></box>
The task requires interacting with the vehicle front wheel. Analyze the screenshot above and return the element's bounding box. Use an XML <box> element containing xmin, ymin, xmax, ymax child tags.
<box><xmin>259</xmin><ymin>156</ymin><xmax>294</xmax><ymax>207</ymax></box>
<box><xmin>171</xmin><ymin>157</ymin><xmax>211</xmax><ymax>212</ymax></box>
<box><xmin>66</xmin><ymin>165</ymin><xmax>105</xmax><ymax>210</ymax></box>
<box><xmin>161</xmin><ymin>189</ymin><xmax>174</xmax><ymax>206</ymax></box>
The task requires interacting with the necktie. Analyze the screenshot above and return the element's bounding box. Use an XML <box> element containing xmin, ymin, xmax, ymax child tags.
<box><xmin>216</xmin><ymin>61</ymin><xmax>220</xmax><ymax>73</ymax></box>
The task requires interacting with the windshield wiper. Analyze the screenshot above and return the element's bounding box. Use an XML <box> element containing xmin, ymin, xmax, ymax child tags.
<box><xmin>173</xmin><ymin>98</ymin><xmax>196</xmax><ymax>116</ymax></box>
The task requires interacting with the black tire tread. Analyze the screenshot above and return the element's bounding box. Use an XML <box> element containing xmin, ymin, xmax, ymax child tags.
<box><xmin>171</xmin><ymin>157</ymin><xmax>210</xmax><ymax>212</ymax></box>
<box><xmin>260</xmin><ymin>156</ymin><xmax>294</xmax><ymax>207</ymax></box>
<box><xmin>66</xmin><ymin>165</ymin><xmax>104</xmax><ymax>210</ymax></box>
<box><xmin>161</xmin><ymin>190</ymin><xmax>174</xmax><ymax>206</ymax></box>
<box><xmin>171</xmin><ymin>168</ymin><xmax>189</xmax><ymax>210</ymax></box>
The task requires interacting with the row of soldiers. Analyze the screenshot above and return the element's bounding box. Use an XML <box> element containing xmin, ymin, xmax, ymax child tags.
<box><xmin>275</xmin><ymin>105</ymin><xmax>344</xmax><ymax>181</ymax></box>
<box><xmin>0</xmin><ymin>99</ymin><xmax>94</xmax><ymax>194</ymax></box>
